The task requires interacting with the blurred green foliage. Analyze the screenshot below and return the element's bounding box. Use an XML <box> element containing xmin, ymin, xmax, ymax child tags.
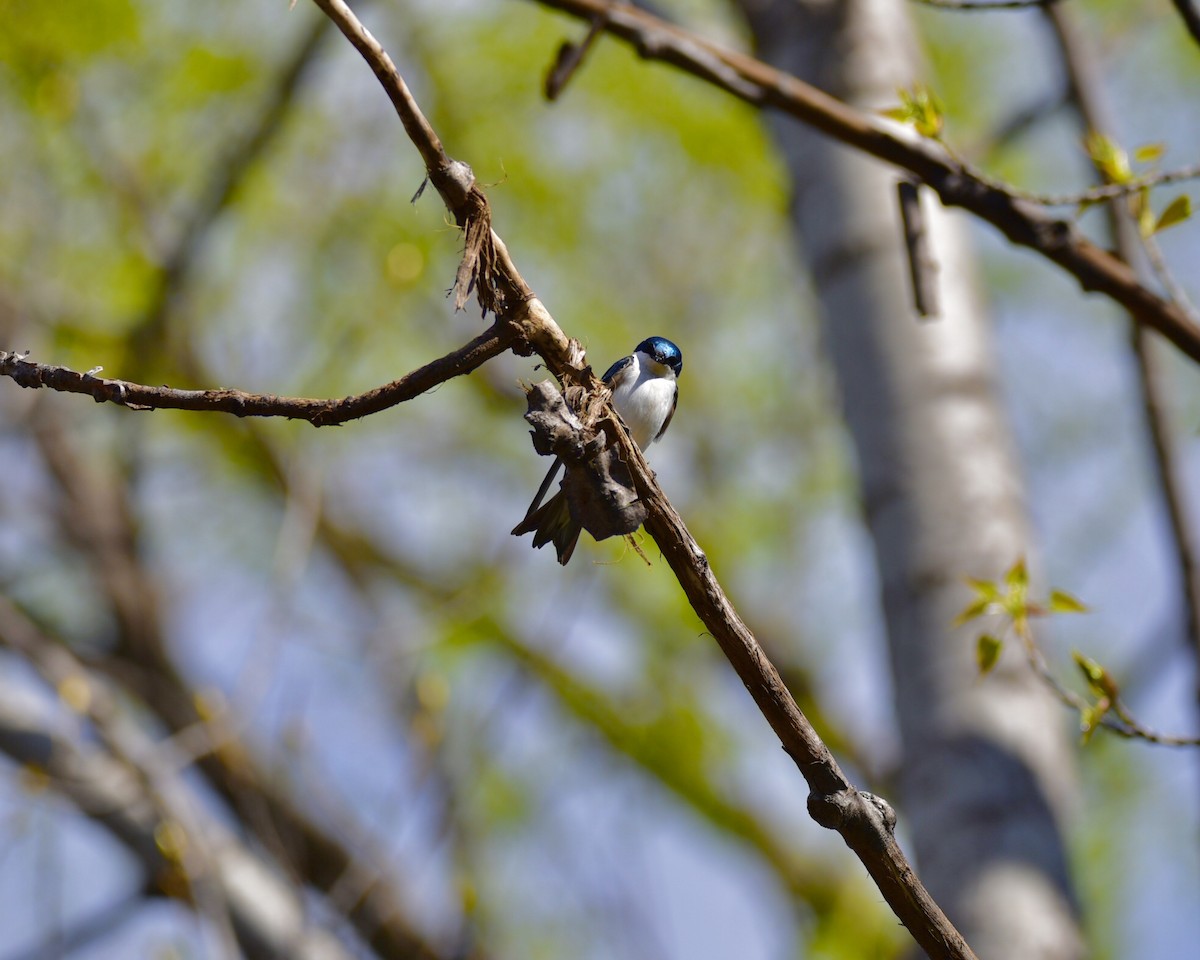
<box><xmin>1</xmin><ymin>0</ymin><xmax>1197</xmax><ymax>958</ymax></box>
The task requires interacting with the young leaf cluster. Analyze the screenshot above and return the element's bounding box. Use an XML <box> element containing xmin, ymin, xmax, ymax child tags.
<box><xmin>954</xmin><ymin>558</ymin><xmax>1088</xmax><ymax>673</ymax></box>
<box><xmin>954</xmin><ymin>559</ymin><xmax>1199</xmax><ymax>746</ymax></box>
<box><xmin>882</xmin><ymin>84</ymin><xmax>946</xmax><ymax>140</ymax></box>
<box><xmin>1083</xmin><ymin>133</ymin><xmax>1194</xmax><ymax>237</ymax></box>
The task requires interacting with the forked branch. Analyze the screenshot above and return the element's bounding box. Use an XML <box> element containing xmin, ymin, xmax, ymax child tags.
<box><xmin>308</xmin><ymin>1</ymin><xmax>978</xmax><ymax>957</ymax></box>
<box><xmin>526</xmin><ymin>0</ymin><xmax>1200</xmax><ymax>367</ymax></box>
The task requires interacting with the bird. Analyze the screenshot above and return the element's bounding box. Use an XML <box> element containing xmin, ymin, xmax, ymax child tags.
<box><xmin>512</xmin><ymin>336</ymin><xmax>683</xmax><ymax>564</ymax></box>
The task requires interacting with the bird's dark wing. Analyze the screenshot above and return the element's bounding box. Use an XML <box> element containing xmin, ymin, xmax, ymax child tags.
<box><xmin>654</xmin><ymin>386</ymin><xmax>678</xmax><ymax>443</ymax></box>
<box><xmin>513</xmin><ymin>457</ymin><xmax>563</xmax><ymax>530</ymax></box>
<box><xmin>601</xmin><ymin>355</ymin><xmax>633</xmax><ymax>385</ymax></box>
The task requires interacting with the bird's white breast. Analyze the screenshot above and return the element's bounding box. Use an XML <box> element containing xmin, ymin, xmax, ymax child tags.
<box><xmin>611</xmin><ymin>355</ymin><xmax>676</xmax><ymax>449</ymax></box>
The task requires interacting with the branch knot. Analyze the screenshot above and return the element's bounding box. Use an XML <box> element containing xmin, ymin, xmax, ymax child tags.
<box><xmin>807</xmin><ymin>787</ymin><xmax>896</xmax><ymax>835</ymax></box>
<box><xmin>521</xmin><ymin>379</ymin><xmax>646</xmax><ymax>542</ymax></box>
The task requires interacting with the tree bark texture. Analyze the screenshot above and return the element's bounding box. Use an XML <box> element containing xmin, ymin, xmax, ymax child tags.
<box><xmin>735</xmin><ymin>1</ymin><xmax>1085</xmax><ymax>957</ymax></box>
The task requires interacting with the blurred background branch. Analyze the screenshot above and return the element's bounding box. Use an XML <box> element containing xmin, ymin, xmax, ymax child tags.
<box><xmin>1</xmin><ymin>0</ymin><xmax>1198</xmax><ymax>958</ymax></box>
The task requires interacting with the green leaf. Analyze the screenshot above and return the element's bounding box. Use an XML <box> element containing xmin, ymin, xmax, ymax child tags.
<box><xmin>1072</xmin><ymin>650</ymin><xmax>1119</xmax><ymax>700</ymax></box>
<box><xmin>1072</xmin><ymin>650</ymin><xmax>1103</xmax><ymax>685</ymax></box>
<box><xmin>953</xmin><ymin>597</ymin><xmax>991</xmax><ymax>627</ymax></box>
<box><xmin>1079</xmin><ymin>704</ymin><xmax>1107</xmax><ymax>744</ymax></box>
<box><xmin>1048</xmin><ymin>589</ymin><xmax>1089</xmax><ymax>615</ymax></box>
<box><xmin>964</xmin><ymin>577</ymin><xmax>1000</xmax><ymax>601</ymax></box>
<box><xmin>1133</xmin><ymin>142</ymin><xmax>1165</xmax><ymax>164</ymax></box>
<box><xmin>882</xmin><ymin>85</ymin><xmax>944</xmax><ymax>140</ymax></box>
<box><xmin>1004</xmin><ymin>557</ymin><xmax>1028</xmax><ymax>590</ymax></box>
<box><xmin>1001</xmin><ymin>557</ymin><xmax>1029</xmax><ymax>619</ymax></box>
<box><xmin>1152</xmin><ymin>194</ymin><xmax>1192</xmax><ymax>234</ymax></box>
<box><xmin>1137</xmin><ymin>204</ymin><xmax>1157</xmax><ymax>238</ymax></box>
<box><xmin>911</xmin><ymin>87</ymin><xmax>944</xmax><ymax>139</ymax></box>
<box><xmin>976</xmin><ymin>633</ymin><xmax>1003</xmax><ymax>675</ymax></box>
<box><xmin>1084</xmin><ymin>132</ymin><xmax>1133</xmax><ymax>184</ymax></box>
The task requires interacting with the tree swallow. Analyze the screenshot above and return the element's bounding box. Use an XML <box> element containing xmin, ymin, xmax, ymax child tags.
<box><xmin>513</xmin><ymin>336</ymin><xmax>683</xmax><ymax>564</ymax></box>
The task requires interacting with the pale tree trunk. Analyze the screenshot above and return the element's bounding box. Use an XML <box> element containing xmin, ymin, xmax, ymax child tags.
<box><xmin>735</xmin><ymin>0</ymin><xmax>1086</xmax><ymax>957</ymax></box>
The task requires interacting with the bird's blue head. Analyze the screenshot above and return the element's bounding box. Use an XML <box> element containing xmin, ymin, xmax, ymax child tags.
<box><xmin>635</xmin><ymin>336</ymin><xmax>683</xmax><ymax>378</ymax></box>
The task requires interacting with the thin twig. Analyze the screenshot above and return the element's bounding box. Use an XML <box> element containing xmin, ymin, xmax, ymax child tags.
<box><xmin>1043</xmin><ymin>2</ymin><xmax>1200</xmax><ymax>717</ymax></box>
<box><xmin>545</xmin><ymin>9</ymin><xmax>611</xmax><ymax>100</ymax></box>
<box><xmin>1015</xmin><ymin>163</ymin><xmax>1200</xmax><ymax>207</ymax></box>
<box><xmin>1015</xmin><ymin>624</ymin><xmax>1200</xmax><ymax>747</ymax></box>
<box><xmin>0</xmin><ymin>322</ymin><xmax>514</xmax><ymax>424</ymax></box>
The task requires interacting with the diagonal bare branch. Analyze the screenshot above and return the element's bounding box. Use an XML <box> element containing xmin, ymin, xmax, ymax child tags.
<box><xmin>524</xmin><ymin>0</ymin><xmax>1200</xmax><ymax>368</ymax></box>
<box><xmin>608</xmin><ymin>424</ymin><xmax>980</xmax><ymax>953</ymax></box>
<box><xmin>308</xmin><ymin>2</ymin><xmax>978</xmax><ymax>956</ymax></box>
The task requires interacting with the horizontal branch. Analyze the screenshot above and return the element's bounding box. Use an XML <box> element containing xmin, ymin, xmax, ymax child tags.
<box><xmin>529</xmin><ymin>0</ymin><xmax>1200</xmax><ymax>367</ymax></box>
<box><xmin>0</xmin><ymin>321</ymin><xmax>513</xmax><ymax>424</ymax></box>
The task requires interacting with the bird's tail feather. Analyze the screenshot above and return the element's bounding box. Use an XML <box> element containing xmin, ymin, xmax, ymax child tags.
<box><xmin>511</xmin><ymin>490</ymin><xmax>581</xmax><ymax>565</ymax></box>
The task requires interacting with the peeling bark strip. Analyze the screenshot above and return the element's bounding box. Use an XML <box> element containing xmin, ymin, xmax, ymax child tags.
<box><xmin>453</xmin><ymin>188</ymin><xmax>499</xmax><ymax>313</ymax></box>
